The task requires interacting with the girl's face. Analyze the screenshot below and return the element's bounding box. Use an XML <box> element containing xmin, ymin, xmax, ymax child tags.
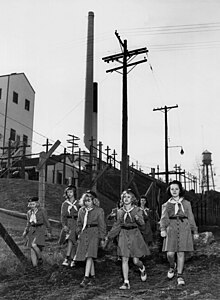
<box><xmin>28</xmin><ymin>201</ymin><xmax>37</xmax><ymax>209</ymax></box>
<box><xmin>84</xmin><ymin>194</ymin><xmax>93</xmax><ymax>208</ymax></box>
<box><xmin>123</xmin><ymin>192</ymin><xmax>132</xmax><ymax>205</ymax></box>
<box><xmin>170</xmin><ymin>184</ymin><xmax>180</xmax><ymax>198</ymax></box>
<box><xmin>67</xmin><ymin>189</ymin><xmax>75</xmax><ymax>199</ymax></box>
<box><xmin>140</xmin><ymin>198</ymin><xmax>146</xmax><ymax>206</ymax></box>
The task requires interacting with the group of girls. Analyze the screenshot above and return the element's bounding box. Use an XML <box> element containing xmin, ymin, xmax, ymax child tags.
<box><xmin>23</xmin><ymin>180</ymin><xmax>199</xmax><ymax>289</ymax></box>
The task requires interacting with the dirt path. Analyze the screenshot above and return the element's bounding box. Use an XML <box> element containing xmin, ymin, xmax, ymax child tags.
<box><xmin>1</xmin><ymin>241</ymin><xmax>220</xmax><ymax>300</ymax></box>
<box><xmin>0</xmin><ymin>213</ymin><xmax>220</xmax><ymax>300</ymax></box>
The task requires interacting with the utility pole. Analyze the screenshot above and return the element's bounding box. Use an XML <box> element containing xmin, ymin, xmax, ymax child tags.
<box><xmin>153</xmin><ymin>105</ymin><xmax>178</xmax><ymax>184</ymax></box>
<box><xmin>103</xmin><ymin>31</ymin><xmax>148</xmax><ymax>192</ymax></box>
<box><xmin>42</xmin><ymin>138</ymin><xmax>52</xmax><ymax>182</ymax></box>
<box><xmin>36</xmin><ymin>140</ymin><xmax>61</xmax><ymax>208</ymax></box>
<box><xmin>21</xmin><ymin>142</ymin><xmax>30</xmax><ymax>179</ymax></box>
<box><xmin>67</xmin><ymin>134</ymin><xmax>79</xmax><ymax>163</ymax></box>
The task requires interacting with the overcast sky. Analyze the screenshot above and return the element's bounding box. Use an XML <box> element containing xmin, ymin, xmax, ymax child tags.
<box><xmin>1</xmin><ymin>0</ymin><xmax>220</xmax><ymax>190</ymax></box>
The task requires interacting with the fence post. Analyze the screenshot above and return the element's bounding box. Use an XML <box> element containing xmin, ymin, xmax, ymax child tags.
<box><xmin>36</xmin><ymin>140</ymin><xmax>61</xmax><ymax>208</ymax></box>
<box><xmin>98</xmin><ymin>141</ymin><xmax>103</xmax><ymax>170</ymax></box>
<box><xmin>0</xmin><ymin>223</ymin><xmax>27</xmax><ymax>264</ymax></box>
<box><xmin>63</xmin><ymin>148</ymin><xmax>66</xmax><ymax>185</ymax></box>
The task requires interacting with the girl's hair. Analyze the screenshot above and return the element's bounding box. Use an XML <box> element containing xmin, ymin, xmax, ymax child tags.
<box><xmin>117</xmin><ymin>199</ymin><xmax>123</xmax><ymax>208</ymax></box>
<box><xmin>79</xmin><ymin>190</ymin><xmax>99</xmax><ymax>207</ymax></box>
<box><xmin>63</xmin><ymin>185</ymin><xmax>77</xmax><ymax>199</ymax></box>
<box><xmin>166</xmin><ymin>180</ymin><xmax>185</xmax><ymax>197</ymax></box>
<box><xmin>121</xmin><ymin>188</ymin><xmax>137</xmax><ymax>204</ymax></box>
<box><xmin>138</xmin><ymin>195</ymin><xmax>149</xmax><ymax>208</ymax></box>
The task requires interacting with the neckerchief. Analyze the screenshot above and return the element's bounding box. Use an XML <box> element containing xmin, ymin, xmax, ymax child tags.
<box><xmin>168</xmin><ymin>197</ymin><xmax>185</xmax><ymax>215</ymax></box>
<box><xmin>29</xmin><ymin>208</ymin><xmax>38</xmax><ymax>223</ymax></box>
<box><xmin>65</xmin><ymin>199</ymin><xmax>78</xmax><ymax>214</ymax></box>
<box><xmin>140</xmin><ymin>207</ymin><xmax>149</xmax><ymax>216</ymax></box>
<box><xmin>122</xmin><ymin>206</ymin><xmax>134</xmax><ymax>223</ymax></box>
<box><xmin>82</xmin><ymin>207</ymin><xmax>93</xmax><ymax>231</ymax></box>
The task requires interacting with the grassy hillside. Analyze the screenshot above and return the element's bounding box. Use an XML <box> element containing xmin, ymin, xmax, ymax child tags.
<box><xmin>0</xmin><ymin>178</ymin><xmax>116</xmax><ymax>220</ymax></box>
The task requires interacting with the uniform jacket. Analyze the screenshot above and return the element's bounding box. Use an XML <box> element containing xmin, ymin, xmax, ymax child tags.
<box><xmin>23</xmin><ymin>207</ymin><xmax>51</xmax><ymax>247</ymax></box>
<box><xmin>75</xmin><ymin>205</ymin><xmax>106</xmax><ymax>261</ymax></box>
<box><xmin>159</xmin><ymin>198</ymin><xmax>198</xmax><ymax>252</ymax></box>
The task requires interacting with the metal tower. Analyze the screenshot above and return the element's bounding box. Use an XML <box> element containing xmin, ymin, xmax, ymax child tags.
<box><xmin>201</xmin><ymin>150</ymin><xmax>215</xmax><ymax>192</ymax></box>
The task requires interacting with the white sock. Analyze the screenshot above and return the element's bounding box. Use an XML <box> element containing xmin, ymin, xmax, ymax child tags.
<box><xmin>139</xmin><ymin>265</ymin><xmax>145</xmax><ymax>272</ymax></box>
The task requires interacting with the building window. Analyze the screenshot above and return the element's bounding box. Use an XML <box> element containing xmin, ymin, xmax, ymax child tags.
<box><xmin>23</xmin><ymin>134</ymin><xmax>28</xmax><ymax>145</ymax></box>
<box><xmin>0</xmin><ymin>88</ymin><xmax>2</xmax><ymax>99</ymax></box>
<box><xmin>13</xmin><ymin>91</ymin><xmax>18</xmax><ymax>104</ymax></box>
<box><xmin>10</xmin><ymin>128</ymin><xmax>16</xmax><ymax>141</ymax></box>
<box><xmin>25</xmin><ymin>99</ymin><xmax>30</xmax><ymax>111</ymax></box>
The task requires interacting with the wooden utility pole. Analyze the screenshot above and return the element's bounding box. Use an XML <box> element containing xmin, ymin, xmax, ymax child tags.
<box><xmin>36</xmin><ymin>140</ymin><xmax>61</xmax><ymax>208</ymax></box>
<box><xmin>21</xmin><ymin>143</ymin><xmax>30</xmax><ymax>179</ymax></box>
<box><xmin>103</xmin><ymin>31</ymin><xmax>148</xmax><ymax>192</ymax></box>
<box><xmin>97</xmin><ymin>141</ymin><xmax>103</xmax><ymax>170</ymax></box>
<box><xmin>63</xmin><ymin>148</ymin><xmax>67</xmax><ymax>185</ymax></box>
<box><xmin>153</xmin><ymin>105</ymin><xmax>178</xmax><ymax>184</ymax></box>
<box><xmin>42</xmin><ymin>138</ymin><xmax>52</xmax><ymax>182</ymax></box>
<box><xmin>67</xmin><ymin>134</ymin><xmax>79</xmax><ymax>162</ymax></box>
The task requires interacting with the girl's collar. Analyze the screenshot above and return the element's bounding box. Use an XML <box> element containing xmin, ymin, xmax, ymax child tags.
<box><xmin>123</xmin><ymin>204</ymin><xmax>134</xmax><ymax>211</ymax></box>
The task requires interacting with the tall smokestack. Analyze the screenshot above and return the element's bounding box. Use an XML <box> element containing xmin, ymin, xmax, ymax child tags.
<box><xmin>84</xmin><ymin>11</ymin><xmax>97</xmax><ymax>151</ymax></box>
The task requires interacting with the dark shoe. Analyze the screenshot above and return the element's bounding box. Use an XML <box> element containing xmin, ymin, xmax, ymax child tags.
<box><xmin>80</xmin><ymin>277</ymin><xmax>90</xmax><ymax>287</ymax></box>
<box><xmin>87</xmin><ymin>276</ymin><xmax>96</xmax><ymax>286</ymax></box>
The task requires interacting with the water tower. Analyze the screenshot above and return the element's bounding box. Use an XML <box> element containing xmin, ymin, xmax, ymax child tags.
<box><xmin>201</xmin><ymin>150</ymin><xmax>215</xmax><ymax>192</ymax></box>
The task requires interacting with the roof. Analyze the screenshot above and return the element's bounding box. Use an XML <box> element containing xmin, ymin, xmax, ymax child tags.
<box><xmin>0</xmin><ymin>72</ymin><xmax>35</xmax><ymax>93</ymax></box>
<box><xmin>12</xmin><ymin>153</ymin><xmax>73</xmax><ymax>168</ymax></box>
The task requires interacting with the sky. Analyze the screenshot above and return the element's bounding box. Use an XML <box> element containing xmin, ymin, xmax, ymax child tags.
<box><xmin>1</xmin><ymin>0</ymin><xmax>220</xmax><ymax>190</ymax></box>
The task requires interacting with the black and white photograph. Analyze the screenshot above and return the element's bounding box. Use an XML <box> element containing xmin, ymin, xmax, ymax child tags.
<box><xmin>0</xmin><ymin>1</ymin><xmax>219</xmax><ymax>299</ymax></box>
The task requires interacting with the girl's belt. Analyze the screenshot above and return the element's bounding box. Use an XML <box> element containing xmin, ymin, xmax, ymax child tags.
<box><xmin>67</xmin><ymin>216</ymin><xmax>77</xmax><ymax>219</ymax></box>
<box><xmin>86</xmin><ymin>224</ymin><xmax>98</xmax><ymax>228</ymax></box>
<box><xmin>169</xmin><ymin>216</ymin><xmax>188</xmax><ymax>222</ymax></box>
<box><xmin>31</xmin><ymin>223</ymin><xmax>43</xmax><ymax>227</ymax></box>
<box><xmin>121</xmin><ymin>226</ymin><xmax>138</xmax><ymax>230</ymax></box>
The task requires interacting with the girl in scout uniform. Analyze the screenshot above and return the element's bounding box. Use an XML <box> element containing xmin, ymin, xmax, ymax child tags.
<box><xmin>105</xmin><ymin>189</ymin><xmax>149</xmax><ymax>290</ymax></box>
<box><xmin>75</xmin><ymin>190</ymin><xmax>106</xmax><ymax>287</ymax></box>
<box><xmin>60</xmin><ymin>185</ymin><xmax>79</xmax><ymax>267</ymax></box>
<box><xmin>160</xmin><ymin>180</ymin><xmax>199</xmax><ymax>285</ymax></box>
<box><xmin>138</xmin><ymin>195</ymin><xmax>153</xmax><ymax>247</ymax></box>
<box><xmin>23</xmin><ymin>197</ymin><xmax>51</xmax><ymax>267</ymax></box>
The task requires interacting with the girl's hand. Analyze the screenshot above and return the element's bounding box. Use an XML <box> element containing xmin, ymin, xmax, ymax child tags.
<box><xmin>161</xmin><ymin>230</ymin><xmax>167</xmax><ymax>238</ymax></box>
<box><xmin>47</xmin><ymin>232</ymin><xmax>52</xmax><ymax>239</ymax></box>
<box><xmin>100</xmin><ymin>240</ymin><xmax>106</xmax><ymax>249</ymax></box>
<box><xmin>134</xmin><ymin>215</ymin><xmax>139</xmax><ymax>221</ymax></box>
<box><xmin>193</xmin><ymin>233</ymin><xmax>199</xmax><ymax>240</ymax></box>
<box><xmin>63</xmin><ymin>226</ymin><xmax>68</xmax><ymax>232</ymax></box>
<box><xmin>101</xmin><ymin>237</ymin><xmax>108</xmax><ymax>249</ymax></box>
